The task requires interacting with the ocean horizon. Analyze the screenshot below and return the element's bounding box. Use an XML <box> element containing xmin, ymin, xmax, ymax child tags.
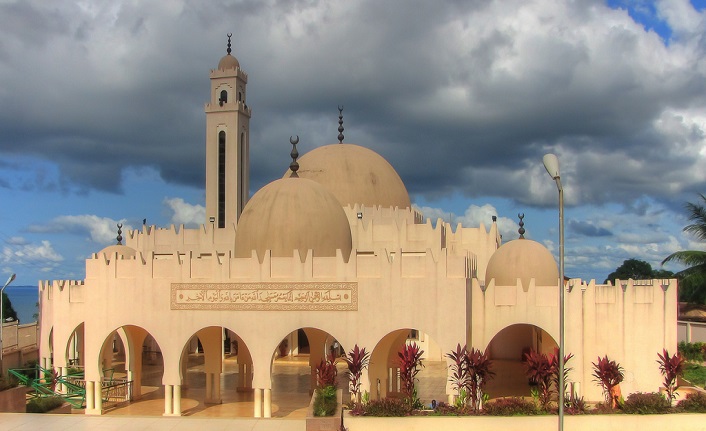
<box><xmin>2</xmin><ymin>285</ymin><xmax>38</xmax><ymax>324</ymax></box>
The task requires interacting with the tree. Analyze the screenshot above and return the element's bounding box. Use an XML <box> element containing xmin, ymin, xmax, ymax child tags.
<box><xmin>1</xmin><ymin>292</ymin><xmax>19</xmax><ymax>323</ymax></box>
<box><xmin>662</xmin><ymin>194</ymin><xmax>706</xmax><ymax>303</ymax></box>
<box><xmin>604</xmin><ymin>258</ymin><xmax>661</xmax><ymax>284</ymax></box>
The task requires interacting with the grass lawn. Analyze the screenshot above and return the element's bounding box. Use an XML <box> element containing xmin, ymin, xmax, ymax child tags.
<box><xmin>683</xmin><ymin>362</ymin><xmax>706</xmax><ymax>388</ymax></box>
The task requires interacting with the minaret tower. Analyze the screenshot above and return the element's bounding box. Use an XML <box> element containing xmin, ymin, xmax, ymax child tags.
<box><xmin>205</xmin><ymin>34</ymin><xmax>251</xmax><ymax>228</ymax></box>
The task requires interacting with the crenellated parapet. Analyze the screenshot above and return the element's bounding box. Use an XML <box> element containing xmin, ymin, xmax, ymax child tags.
<box><xmin>39</xmin><ymin>247</ymin><xmax>475</xmax><ymax>294</ymax></box>
<box><xmin>126</xmin><ymin>223</ymin><xmax>237</xmax><ymax>255</ymax></box>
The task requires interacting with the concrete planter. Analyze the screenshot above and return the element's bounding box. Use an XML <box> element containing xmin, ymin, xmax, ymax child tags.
<box><xmin>343</xmin><ymin>411</ymin><xmax>706</xmax><ymax>431</ymax></box>
<box><xmin>0</xmin><ymin>386</ymin><xmax>29</xmax><ymax>413</ymax></box>
<box><xmin>306</xmin><ymin>388</ymin><xmax>343</xmax><ymax>431</ymax></box>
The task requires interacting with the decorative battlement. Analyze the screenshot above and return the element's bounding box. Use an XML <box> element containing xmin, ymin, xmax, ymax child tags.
<box><xmin>204</xmin><ymin>100</ymin><xmax>252</xmax><ymax>116</ymax></box>
<box><xmin>210</xmin><ymin>67</ymin><xmax>248</xmax><ymax>81</ymax></box>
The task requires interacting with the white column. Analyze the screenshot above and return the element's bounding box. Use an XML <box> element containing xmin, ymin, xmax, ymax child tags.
<box><xmin>206</xmin><ymin>372</ymin><xmax>213</xmax><ymax>401</ymax></box>
<box><xmin>173</xmin><ymin>384</ymin><xmax>181</xmax><ymax>416</ymax></box>
<box><xmin>254</xmin><ymin>388</ymin><xmax>262</xmax><ymax>417</ymax></box>
<box><xmin>86</xmin><ymin>381</ymin><xmax>95</xmax><ymax>411</ymax></box>
<box><xmin>164</xmin><ymin>384</ymin><xmax>173</xmax><ymax>415</ymax></box>
<box><xmin>264</xmin><ymin>388</ymin><xmax>272</xmax><ymax>418</ymax></box>
<box><xmin>214</xmin><ymin>373</ymin><xmax>221</xmax><ymax>403</ymax></box>
<box><xmin>94</xmin><ymin>381</ymin><xmax>102</xmax><ymax>413</ymax></box>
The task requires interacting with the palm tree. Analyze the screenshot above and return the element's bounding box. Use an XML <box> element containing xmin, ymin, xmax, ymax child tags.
<box><xmin>662</xmin><ymin>194</ymin><xmax>706</xmax><ymax>301</ymax></box>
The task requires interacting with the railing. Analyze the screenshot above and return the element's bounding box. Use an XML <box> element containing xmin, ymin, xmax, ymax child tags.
<box><xmin>8</xmin><ymin>365</ymin><xmax>131</xmax><ymax>409</ymax></box>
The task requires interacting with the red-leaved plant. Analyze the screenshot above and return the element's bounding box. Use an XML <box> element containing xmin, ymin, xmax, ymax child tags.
<box><xmin>657</xmin><ymin>348</ymin><xmax>685</xmax><ymax>405</ymax></box>
<box><xmin>343</xmin><ymin>344</ymin><xmax>370</xmax><ymax>404</ymax></box>
<box><xmin>523</xmin><ymin>350</ymin><xmax>554</xmax><ymax>409</ymax></box>
<box><xmin>398</xmin><ymin>342</ymin><xmax>424</xmax><ymax>406</ymax></box>
<box><xmin>523</xmin><ymin>348</ymin><xmax>573</xmax><ymax>411</ymax></box>
<box><xmin>316</xmin><ymin>352</ymin><xmax>338</xmax><ymax>389</ymax></box>
<box><xmin>592</xmin><ymin>355</ymin><xmax>624</xmax><ymax>408</ymax></box>
<box><xmin>446</xmin><ymin>344</ymin><xmax>495</xmax><ymax>412</ymax></box>
<box><xmin>550</xmin><ymin>347</ymin><xmax>574</xmax><ymax>405</ymax></box>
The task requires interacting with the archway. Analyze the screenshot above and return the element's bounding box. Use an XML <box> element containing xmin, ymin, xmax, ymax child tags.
<box><xmin>270</xmin><ymin>327</ymin><xmax>347</xmax><ymax>418</ymax></box>
<box><xmin>177</xmin><ymin>326</ymin><xmax>254</xmax><ymax>417</ymax></box>
<box><xmin>369</xmin><ymin>328</ymin><xmax>445</xmax><ymax>405</ymax></box>
<box><xmin>484</xmin><ymin>323</ymin><xmax>558</xmax><ymax>398</ymax></box>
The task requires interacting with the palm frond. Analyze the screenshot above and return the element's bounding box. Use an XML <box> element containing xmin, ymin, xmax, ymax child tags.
<box><xmin>683</xmin><ymin>194</ymin><xmax>706</xmax><ymax>241</ymax></box>
<box><xmin>662</xmin><ymin>251</ymin><xmax>706</xmax><ymax>268</ymax></box>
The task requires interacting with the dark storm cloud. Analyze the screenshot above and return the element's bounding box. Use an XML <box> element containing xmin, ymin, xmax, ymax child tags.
<box><xmin>0</xmin><ymin>0</ymin><xmax>704</xmax><ymax>213</ymax></box>
<box><xmin>568</xmin><ymin>220</ymin><xmax>612</xmax><ymax>237</ymax></box>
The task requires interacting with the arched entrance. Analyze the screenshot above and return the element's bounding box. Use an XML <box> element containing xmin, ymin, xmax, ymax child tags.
<box><xmin>484</xmin><ymin>323</ymin><xmax>558</xmax><ymax>398</ymax></box>
<box><xmin>270</xmin><ymin>327</ymin><xmax>347</xmax><ymax>418</ymax></box>
<box><xmin>177</xmin><ymin>326</ymin><xmax>254</xmax><ymax>417</ymax></box>
<box><xmin>369</xmin><ymin>328</ymin><xmax>446</xmax><ymax>405</ymax></box>
<box><xmin>97</xmin><ymin>326</ymin><xmax>165</xmax><ymax>411</ymax></box>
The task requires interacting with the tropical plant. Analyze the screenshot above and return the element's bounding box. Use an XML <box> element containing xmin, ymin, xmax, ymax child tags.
<box><xmin>592</xmin><ymin>355</ymin><xmax>624</xmax><ymax>408</ymax></box>
<box><xmin>483</xmin><ymin>397</ymin><xmax>538</xmax><ymax>416</ymax></box>
<box><xmin>313</xmin><ymin>384</ymin><xmax>337</xmax><ymax>416</ymax></box>
<box><xmin>342</xmin><ymin>344</ymin><xmax>370</xmax><ymax>404</ymax></box>
<box><xmin>315</xmin><ymin>352</ymin><xmax>338</xmax><ymax>389</ymax></box>
<box><xmin>657</xmin><ymin>349</ymin><xmax>685</xmax><ymax>405</ymax></box>
<box><xmin>677</xmin><ymin>391</ymin><xmax>706</xmax><ymax>412</ymax></box>
<box><xmin>622</xmin><ymin>392</ymin><xmax>670</xmax><ymax>414</ymax></box>
<box><xmin>678</xmin><ymin>341</ymin><xmax>706</xmax><ymax>362</ymax></box>
<box><xmin>662</xmin><ymin>194</ymin><xmax>706</xmax><ymax>302</ymax></box>
<box><xmin>446</xmin><ymin>344</ymin><xmax>495</xmax><ymax>412</ymax></box>
<box><xmin>550</xmin><ymin>347</ymin><xmax>574</xmax><ymax>405</ymax></box>
<box><xmin>523</xmin><ymin>350</ymin><xmax>553</xmax><ymax>410</ymax></box>
<box><xmin>398</xmin><ymin>342</ymin><xmax>424</xmax><ymax>407</ymax></box>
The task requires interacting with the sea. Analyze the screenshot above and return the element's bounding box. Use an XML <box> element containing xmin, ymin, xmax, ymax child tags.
<box><xmin>2</xmin><ymin>285</ymin><xmax>38</xmax><ymax>325</ymax></box>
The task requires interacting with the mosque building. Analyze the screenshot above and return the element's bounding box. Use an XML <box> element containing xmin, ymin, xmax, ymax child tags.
<box><xmin>38</xmin><ymin>37</ymin><xmax>677</xmax><ymax>418</ymax></box>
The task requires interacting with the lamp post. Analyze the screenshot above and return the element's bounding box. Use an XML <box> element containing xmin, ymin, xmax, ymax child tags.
<box><xmin>543</xmin><ymin>154</ymin><xmax>564</xmax><ymax>431</ymax></box>
<box><xmin>0</xmin><ymin>273</ymin><xmax>17</xmax><ymax>375</ymax></box>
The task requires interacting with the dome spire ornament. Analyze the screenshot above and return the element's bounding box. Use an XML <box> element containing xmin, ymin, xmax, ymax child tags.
<box><xmin>226</xmin><ymin>33</ymin><xmax>232</xmax><ymax>55</ymax></box>
<box><xmin>289</xmin><ymin>135</ymin><xmax>300</xmax><ymax>176</ymax></box>
<box><xmin>518</xmin><ymin>213</ymin><xmax>525</xmax><ymax>239</ymax></box>
<box><xmin>116</xmin><ymin>223</ymin><xmax>123</xmax><ymax>245</ymax></box>
<box><xmin>337</xmin><ymin>106</ymin><xmax>344</xmax><ymax>144</ymax></box>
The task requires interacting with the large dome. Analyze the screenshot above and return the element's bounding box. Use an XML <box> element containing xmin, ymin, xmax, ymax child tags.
<box><xmin>97</xmin><ymin>244</ymin><xmax>136</xmax><ymax>260</ymax></box>
<box><xmin>235</xmin><ymin>176</ymin><xmax>352</xmax><ymax>261</ymax></box>
<box><xmin>485</xmin><ymin>239</ymin><xmax>559</xmax><ymax>287</ymax></box>
<box><xmin>289</xmin><ymin>144</ymin><xmax>411</xmax><ymax>209</ymax></box>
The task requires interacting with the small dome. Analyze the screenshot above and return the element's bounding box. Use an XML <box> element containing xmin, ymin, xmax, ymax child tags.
<box><xmin>485</xmin><ymin>239</ymin><xmax>559</xmax><ymax>287</ymax></box>
<box><xmin>218</xmin><ymin>54</ymin><xmax>240</xmax><ymax>70</ymax></box>
<box><xmin>97</xmin><ymin>244</ymin><xmax>136</xmax><ymax>260</ymax></box>
<box><xmin>235</xmin><ymin>177</ymin><xmax>352</xmax><ymax>261</ymax></box>
<box><xmin>290</xmin><ymin>144</ymin><xmax>411</xmax><ymax>209</ymax></box>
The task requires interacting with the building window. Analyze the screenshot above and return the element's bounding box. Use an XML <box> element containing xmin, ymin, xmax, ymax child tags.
<box><xmin>218</xmin><ymin>131</ymin><xmax>226</xmax><ymax>228</ymax></box>
<box><xmin>219</xmin><ymin>90</ymin><xmax>228</xmax><ymax>105</ymax></box>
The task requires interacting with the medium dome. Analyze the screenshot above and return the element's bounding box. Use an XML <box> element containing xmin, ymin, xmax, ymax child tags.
<box><xmin>485</xmin><ymin>239</ymin><xmax>559</xmax><ymax>287</ymax></box>
<box><xmin>290</xmin><ymin>144</ymin><xmax>411</xmax><ymax>209</ymax></box>
<box><xmin>235</xmin><ymin>176</ymin><xmax>352</xmax><ymax>261</ymax></box>
<box><xmin>218</xmin><ymin>53</ymin><xmax>240</xmax><ymax>70</ymax></box>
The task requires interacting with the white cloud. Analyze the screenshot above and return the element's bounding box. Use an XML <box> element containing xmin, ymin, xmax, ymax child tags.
<box><xmin>415</xmin><ymin>203</ymin><xmax>519</xmax><ymax>240</ymax></box>
<box><xmin>0</xmin><ymin>238</ymin><xmax>63</xmax><ymax>275</ymax></box>
<box><xmin>26</xmin><ymin>215</ymin><xmax>131</xmax><ymax>244</ymax></box>
<box><xmin>163</xmin><ymin>198</ymin><xmax>205</xmax><ymax>228</ymax></box>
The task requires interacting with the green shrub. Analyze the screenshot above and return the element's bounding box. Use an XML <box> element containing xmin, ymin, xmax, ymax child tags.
<box><xmin>26</xmin><ymin>396</ymin><xmax>64</xmax><ymax>413</ymax></box>
<box><xmin>622</xmin><ymin>392</ymin><xmax>670</xmax><ymax>414</ymax></box>
<box><xmin>683</xmin><ymin>362</ymin><xmax>706</xmax><ymax>387</ymax></box>
<box><xmin>362</xmin><ymin>397</ymin><xmax>411</xmax><ymax>417</ymax></box>
<box><xmin>483</xmin><ymin>397</ymin><xmax>538</xmax><ymax>416</ymax></box>
<box><xmin>313</xmin><ymin>385</ymin><xmax>337</xmax><ymax>417</ymax></box>
<box><xmin>677</xmin><ymin>392</ymin><xmax>706</xmax><ymax>413</ymax></box>
<box><xmin>678</xmin><ymin>342</ymin><xmax>706</xmax><ymax>362</ymax></box>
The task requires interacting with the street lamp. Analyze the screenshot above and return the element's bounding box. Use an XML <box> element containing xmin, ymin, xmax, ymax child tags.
<box><xmin>0</xmin><ymin>273</ymin><xmax>17</xmax><ymax>375</ymax></box>
<box><xmin>543</xmin><ymin>154</ymin><xmax>564</xmax><ymax>431</ymax></box>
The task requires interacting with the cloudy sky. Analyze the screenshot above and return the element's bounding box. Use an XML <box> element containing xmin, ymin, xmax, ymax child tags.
<box><xmin>0</xmin><ymin>0</ymin><xmax>705</xmax><ymax>286</ymax></box>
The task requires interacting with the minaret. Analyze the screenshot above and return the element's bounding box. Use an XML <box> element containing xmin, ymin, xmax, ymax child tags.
<box><xmin>205</xmin><ymin>34</ymin><xmax>251</xmax><ymax>228</ymax></box>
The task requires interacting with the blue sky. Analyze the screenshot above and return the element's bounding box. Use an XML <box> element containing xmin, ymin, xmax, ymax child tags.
<box><xmin>0</xmin><ymin>0</ymin><xmax>705</xmax><ymax>286</ymax></box>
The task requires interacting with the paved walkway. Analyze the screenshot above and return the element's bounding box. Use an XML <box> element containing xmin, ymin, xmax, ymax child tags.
<box><xmin>0</xmin><ymin>413</ymin><xmax>306</xmax><ymax>431</ymax></box>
